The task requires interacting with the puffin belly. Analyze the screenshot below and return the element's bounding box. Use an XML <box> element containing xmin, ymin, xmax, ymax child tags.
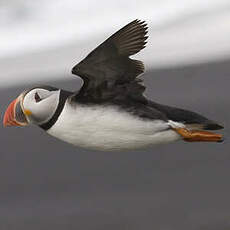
<box><xmin>47</xmin><ymin>102</ymin><xmax>181</xmax><ymax>151</ymax></box>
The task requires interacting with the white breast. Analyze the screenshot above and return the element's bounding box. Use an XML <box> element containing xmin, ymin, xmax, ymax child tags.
<box><xmin>47</xmin><ymin>100</ymin><xmax>181</xmax><ymax>151</ymax></box>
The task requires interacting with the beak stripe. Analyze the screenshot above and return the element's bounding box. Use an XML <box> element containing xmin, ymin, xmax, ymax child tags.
<box><xmin>15</xmin><ymin>102</ymin><xmax>29</xmax><ymax>123</ymax></box>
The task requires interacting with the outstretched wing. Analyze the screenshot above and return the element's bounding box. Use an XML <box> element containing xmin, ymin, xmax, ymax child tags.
<box><xmin>71</xmin><ymin>19</ymin><xmax>148</xmax><ymax>103</ymax></box>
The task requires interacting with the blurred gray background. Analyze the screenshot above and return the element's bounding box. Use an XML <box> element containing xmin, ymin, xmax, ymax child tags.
<box><xmin>0</xmin><ymin>1</ymin><xmax>230</xmax><ymax>229</ymax></box>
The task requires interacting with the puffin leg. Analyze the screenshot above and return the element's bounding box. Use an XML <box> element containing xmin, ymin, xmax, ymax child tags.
<box><xmin>173</xmin><ymin>128</ymin><xmax>223</xmax><ymax>143</ymax></box>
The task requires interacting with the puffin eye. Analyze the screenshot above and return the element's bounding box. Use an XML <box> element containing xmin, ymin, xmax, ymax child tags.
<box><xmin>35</xmin><ymin>92</ymin><xmax>42</xmax><ymax>103</ymax></box>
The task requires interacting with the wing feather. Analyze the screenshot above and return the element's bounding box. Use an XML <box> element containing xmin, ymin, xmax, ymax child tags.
<box><xmin>71</xmin><ymin>19</ymin><xmax>148</xmax><ymax>103</ymax></box>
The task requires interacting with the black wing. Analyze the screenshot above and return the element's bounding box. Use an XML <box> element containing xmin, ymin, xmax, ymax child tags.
<box><xmin>71</xmin><ymin>19</ymin><xmax>148</xmax><ymax>104</ymax></box>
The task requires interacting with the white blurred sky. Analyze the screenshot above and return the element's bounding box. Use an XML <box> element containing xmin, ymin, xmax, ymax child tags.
<box><xmin>0</xmin><ymin>0</ymin><xmax>230</xmax><ymax>87</ymax></box>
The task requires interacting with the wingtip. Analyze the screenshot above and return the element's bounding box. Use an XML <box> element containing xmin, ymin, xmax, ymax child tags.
<box><xmin>115</xmin><ymin>19</ymin><xmax>149</xmax><ymax>56</ymax></box>
<box><xmin>132</xmin><ymin>19</ymin><xmax>148</xmax><ymax>27</ymax></box>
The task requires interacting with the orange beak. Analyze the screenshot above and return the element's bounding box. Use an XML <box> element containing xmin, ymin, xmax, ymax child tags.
<box><xmin>3</xmin><ymin>96</ymin><xmax>28</xmax><ymax>127</ymax></box>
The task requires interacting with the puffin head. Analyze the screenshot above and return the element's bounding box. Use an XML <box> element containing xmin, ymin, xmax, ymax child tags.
<box><xmin>3</xmin><ymin>86</ymin><xmax>61</xmax><ymax>127</ymax></box>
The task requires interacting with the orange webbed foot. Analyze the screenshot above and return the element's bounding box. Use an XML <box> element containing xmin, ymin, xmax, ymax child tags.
<box><xmin>173</xmin><ymin>128</ymin><xmax>224</xmax><ymax>143</ymax></box>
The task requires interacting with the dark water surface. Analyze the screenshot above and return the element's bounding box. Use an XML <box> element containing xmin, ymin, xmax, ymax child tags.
<box><xmin>0</xmin><ymin>60</ymin><xmax>229</xmax><ymax>230</ymax></box>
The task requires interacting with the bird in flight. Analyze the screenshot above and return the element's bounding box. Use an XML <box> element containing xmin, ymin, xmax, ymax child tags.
<box><xmin>3</xmin><ymin>19</ymin><xmax>224</xmax><ymax>151</ymax></box>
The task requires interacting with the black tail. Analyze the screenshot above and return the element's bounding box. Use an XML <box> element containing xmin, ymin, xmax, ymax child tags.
<box><xmin>148</xmin><ymin>101</ymin><xmax>224</xmax><ymax>130</ymax></box>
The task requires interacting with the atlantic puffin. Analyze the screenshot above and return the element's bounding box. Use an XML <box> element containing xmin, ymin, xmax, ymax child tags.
<box><xmin>3</xmin><ymin>20</ymin><xmax>224</xmax><ymax>151</ymax></box>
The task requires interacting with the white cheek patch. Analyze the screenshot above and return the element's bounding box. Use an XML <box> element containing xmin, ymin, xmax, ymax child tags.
<box><xmin>23</xmin><ymin>89</ymin><xmax>60</xmax><ymax>125</ymax></box>
<box><xmin>30</xmin><ymin>93</ymin><xmax>59</xmax><ymax>124</ymax></box>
